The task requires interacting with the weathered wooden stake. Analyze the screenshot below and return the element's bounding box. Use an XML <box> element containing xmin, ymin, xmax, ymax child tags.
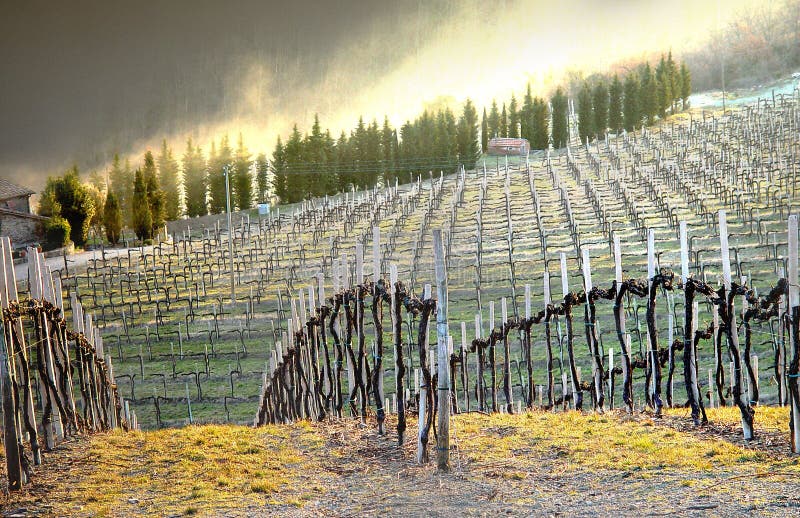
<box><xmin>433</xmin><ymin>229</ymin><xmax>450</xmax><ymax>472</ymax></box>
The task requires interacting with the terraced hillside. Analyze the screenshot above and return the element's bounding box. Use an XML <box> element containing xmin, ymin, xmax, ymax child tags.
<box><xmin>59</xmin><ymin>92</ymin><xmax>799</xmax><ymax>430</ymax></box>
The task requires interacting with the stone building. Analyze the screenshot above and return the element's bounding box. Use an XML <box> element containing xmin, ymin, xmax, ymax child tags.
<box><xmin>0</xmin><ymin>178</ymin><xmax>47</xmax><ymax>247</ymax></box>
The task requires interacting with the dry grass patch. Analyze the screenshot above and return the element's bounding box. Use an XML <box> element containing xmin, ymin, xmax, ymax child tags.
<box><xmin>454</xmin><ymin>409</ymin><xmax>792</xmax><ymax>473</ymax></box>
<box><xmin>15</xmin><ymin>423</ymin><xmax>324</xmax><ymax>516</ymax></box>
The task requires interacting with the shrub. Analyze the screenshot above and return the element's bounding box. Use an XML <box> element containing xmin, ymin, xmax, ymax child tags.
<box><xmin>43</xmin><ymin>216</ymin><xmax>71</xmax><ymax>251</ymax></box>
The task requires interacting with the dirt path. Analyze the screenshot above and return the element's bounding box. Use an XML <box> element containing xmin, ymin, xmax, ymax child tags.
<box><xmin>3</xmin><ymin>409</ymin><xmax>800</xmax><ymax>517</ymax></box>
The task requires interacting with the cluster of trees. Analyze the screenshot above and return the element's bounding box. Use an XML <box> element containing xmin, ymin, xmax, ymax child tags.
<box><xmin>576</xmin><ymin>53</ymin><xmax>691</xmax><ymax>143</ymax></box>
<box><xmin>272</xmin><ymin>101</ymin><xmax>481</xmax><ymax>204</ymax></box>
<box><xmin>37</xmin><ymin>55</ymin><xmax>693</xmax><ymax>246</ymax></box>
<box><xmin>685</xmin><ymin>0</ymin><xmax>800</xmax><ymax>91</ymax></box>
<box><xmin>480</xmin><ymin>85</ymin><xmax>552</xmax><ymax>150</ymax></box>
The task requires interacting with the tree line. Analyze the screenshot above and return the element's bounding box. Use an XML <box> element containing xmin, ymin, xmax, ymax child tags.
<box><xmin>36</xmin><ymin>55</ymin><xmax>691</xmax><ymax>248</ymax></box>
<box><xmin>576</xmin><ymin>53</ymin><xmax>691</xmax><ymax>143</ymax></box>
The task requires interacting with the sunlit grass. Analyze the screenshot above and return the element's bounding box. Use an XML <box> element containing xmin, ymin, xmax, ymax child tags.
<box><xmin>454</xmin><ymin>409</ymin><xmax>796</xmax><ymax>473</ymax></box>
<box><xmin>47</xmin><ymin>424</ymin><xmax>321</xmax><ymax>516</ymax></box>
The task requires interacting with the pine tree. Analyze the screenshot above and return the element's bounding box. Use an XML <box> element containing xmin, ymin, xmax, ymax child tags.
<box><xmin>550</xmin><ymin>88</ymin><xmax>569</xmax><ymax>149</ymax></box>
<box><xmin>183</xmin><ymin>138</ymin><xmax>207</xmax><ymax>217</ymax></box>
<box><xmin>255</xmin><ymin>153</ymin><xmax>269</xmax><ymax>203</ymax></box>
<box><xmin>509</xmin><ymin>95</ymin><xmax>519</xmax><ymax>138</ymax></box>
<box><xmin>157</xmin><ymin>139</ymin><xmax>181</xmax><ymax>221</ymax></box>
<box><xmin>531</xmin><ymin>97</ymin><xmax>549</xmax><ymax>150</ymax></box>
<box><xmin>577</xmin><ymin>81</ymin><xmax>595</xmax><ymax>143</ymax></box>
<box><xmin>103</xmin><ymin>190</ymin><xmax>122</xmax><ymax>244</ymax></box>
<box><xmin>142</xmin><ymin>151</ymin><xmax>165</xmax><ymax>236</ymax></box>
<box><xmin>271</xmin><ymin>136</ymin><xmax>288</xmax><ymax>203</ymax></box>
<box><xmin>132</xmin><ymin>169</ymin><xmax>152</xmax><ymax>241</ymax></box>
<box><xmin>593</xmin><ymin>80</ymin><xmax>608</xmax><ymax>138</ymax></box>
<box><xmin>680</xmin><ymin>61</ymin><xmax>691</xmax><ymax>110</ymax></box>
<box><xmin>481</xmin><ymin>108</ymin><xmax>489</xmax><ymax>152</ymax></box>
<box><xmin>457</xmin><ymin>99</ymin><xmax>481</xmax><ymax>170</ymax></box>
<box><xmin>608</xmin><ymin>75</ymin><xmax>624</xmax><ymax>134</ymax></box>
<box><xmin>233</xmin><ymin>133</ymin><xmax>253</xmax><ymax>210</ymax></box>
<box><xmin>623</xmin><ymin>73</ymin><xmax>640</xmax><ymax>131</ymax></box>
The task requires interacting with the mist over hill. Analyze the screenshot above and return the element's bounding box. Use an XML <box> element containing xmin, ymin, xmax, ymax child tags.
<box><xmin>2</xmin><ymin>0</ymin><xmax>790</xmax><ymax>192</ymax></box>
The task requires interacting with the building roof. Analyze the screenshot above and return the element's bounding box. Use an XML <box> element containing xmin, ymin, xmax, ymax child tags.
<box><xmin>488</xmin><ymin>137</ymin><xmax>529</xmax><ymax>146</ymax></box>
<box><xmin>0</xmin><ymin>178</ymin><xmax>35</xmax><ymax>201</ymax></box>
<box><xmin>0</xmin><ymin>206</ymin><xmax>47</xmax><ymax>221</ymax></box>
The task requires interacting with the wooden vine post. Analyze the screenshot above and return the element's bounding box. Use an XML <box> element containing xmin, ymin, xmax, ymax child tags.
<box><xmin>788</xmin><ymin>214</ymin><xmax>800</xmax><ymax>453</ymax></box>
<box><xmin>680</xmin><ymin>221</ymin><xmax>705</xmax><ymax>425</ymax></box>
<box><xmin>433</xmin><ymin>229</ymin><xmax>450</xmax><ymax>472</ymax></box>
<box><xmin>0</xmin><ymin>323</ymin><xmax>21</xmax><ymax>490</ymax></box>
<box><xmin>719</xmin><ymin>210</ymin><xmax>754</xmax><ymax>440</ymax></box>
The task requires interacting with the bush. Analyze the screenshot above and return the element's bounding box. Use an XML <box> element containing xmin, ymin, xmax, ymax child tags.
<box><xmin>43</xmin><ymin>216</ymin><xmax>71</xmax><ymax>251</ymax></box>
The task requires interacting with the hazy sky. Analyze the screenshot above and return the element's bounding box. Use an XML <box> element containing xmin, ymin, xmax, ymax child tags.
<box><xmin>0</xmin><ymin>0</ymin><xmax>750</xmax><ymax>190</ymax></box>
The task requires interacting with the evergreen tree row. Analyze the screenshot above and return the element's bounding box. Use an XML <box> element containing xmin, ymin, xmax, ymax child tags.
<box><xmin>47</xmin><ymin>56</ymin><xmax>692</xmax><ymax>236</ymax></box>
<box><xmin>577</xmin><ymin>53</ymin><xmax>692</xmax><ymax>142</ymax></box>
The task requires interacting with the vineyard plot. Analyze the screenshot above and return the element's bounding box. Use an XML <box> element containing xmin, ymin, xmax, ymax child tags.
<box><xmin>46</xmin><ymin>94</ymin><xmax>800</xmax><ymax>455</ymax></box>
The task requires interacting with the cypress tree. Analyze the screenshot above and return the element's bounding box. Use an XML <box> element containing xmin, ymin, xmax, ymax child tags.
<box><xmin>481</xmin><ymin>108</ymin><xmax>489</xmax><ymax>153</ymax></box>
<box><xmin>488</xmin><ymin>101</ymin><xmax>500</xmax><ymax>140</ymax></box>
<box><xmin>233</xmin><ymin>133</ymin><xmax>253</xmax><ymax>210</ymax></box>
<box><xmin>366</xmin><ymin>119</ymin><xmax>382</xmax><ymax>186</ymax></box>
<box><xmin>577</xmin><ymin>81</ymin><xmax>594</xmax><ymax>143</ymax></box>
<box><xmin>255</xmin><ymin>153</ymin><xmax>269</xmax><ymax>203</ymax></box>
<box><xmin>667</xmin><ymin>51</ymin><xmax>679</xmax><ymax>113</ymax></box>
<box><xmin>520</xmin><ymin>84</ymin><xmax>534</xmax><ymax>142</ymax></box>
<box><xmin>642</xmin><ymin>64</ymin><xmax>659</xmax><ymax>125</ymax></box>
<box><xmin>593</xmin><ymin>80</ymin><xmax>608</xmax><ymax>138</ymax></box>
<box><xmin>509</xmin><ymin>95</ymin><xmax>519</xmax><ymax>138</ymax></box>
<box><xmin>143</xmin><ymin>151</ymin><xmax>164</xmax><ymax>237</ymax></box>
<box><xmin>457</xmin><ymin>98</ymin><xmax>481</xmax><ymax>170</ymax></box>
<box><xmin>284</xmin><ymin>125</ymin><xmax>305</xmax><ymax>201</ymax></box>
<box><xmin>323</xmin><ymin>129</ymin><xmax>338</xmax><ymax>195</ymax></box>
<box><xmin>103</xmin><ymin>190</ymin><xmax>122</xmax><ymax>244</ymax></box>
<box><xmin>335</xmin><ymin>131</ymin><xmax>350</xmax><ymax>192</ymax></box>
<box><xmin>132</xmin><ymin>169</ymin><xmax>152</xmax><ymax>240</ymax></box>
<box><xmin>680</xmin><ymin>62</ymin><xmax>691</xmax><ymax>110</ymax></box>
<box><xmin>157</xmin><ymin>139</ymin><xmax>181</xmax><ymax>221</ymax></box>
<box><xmin>550</xmin><ymin>87</ymin><xmax>569</xmax><ymax>149</ymax></box>
<box><xmin>500</xmin><ymin>102</ymin><xmax>508</xmax><ymax>138</ymax></box>
<box><xmin>183</xmin><ymin>138</ymin><xmax>207</xmax><ymax>217</ymax></box>
<box><xmin>531</xmin><ymin>97</ymin><xmax>549</xmax><ymax>150</ymax></box>
<box><xmin>381</xmin><ymin>116</ymin><xmax>396</xmax><ymax>186</ymax></box>
<box><xmin>271</xmin><ymin>136</ymin><xmax>288</xmax><ymax>203</ymax></box>
<box><xmin>656</xmin><ymin>56</ymin><xmax>671</xmax><ymax>119</ymax></box>
<box><xmin>208</xmin><ymin>136</ymin><xmax>232</xmax><ymax>214</ymax></box>
<box><xmin>609</xmin><ymin>74</ymin><xmax>624</xmax><ymax>134</ymax></box>
<box><xmin>109</xmin><ymin>155</ymin><xmax>134</xmax><ymax>227</ymax></box>
<box><xmin>623</xmin><ymin>73</ymin><xmax>640</xmax><ymax>131</ymax></box>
